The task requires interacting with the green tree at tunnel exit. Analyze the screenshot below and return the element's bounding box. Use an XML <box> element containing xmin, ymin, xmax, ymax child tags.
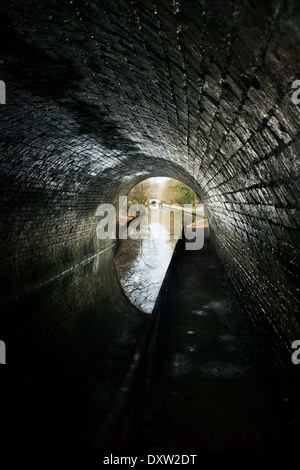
<box><xmin>174</xmin><ymin>181</ymin><xmax>199</xmax><ymax>206</ymax></box>
<box><xmin>128</xmin><ymin>180</ymin><xmax>153</xmax><ymax>205</ymax></box>
<box><xmin>158</xmin><ymin>179</ymin><xmax>200</xmax><ymax>207</ymax></box>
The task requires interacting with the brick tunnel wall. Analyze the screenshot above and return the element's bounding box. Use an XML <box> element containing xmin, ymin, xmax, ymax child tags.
<box><xmin>0</xmin><ymin>0</ymin><xmax>299</xmax><ymax>448</ymax></box>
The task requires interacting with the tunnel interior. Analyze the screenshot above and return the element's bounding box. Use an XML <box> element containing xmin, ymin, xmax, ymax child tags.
<box><xmin>0</xmin><ymin>0</ymin><xmax>299</xmax><ymax>449</ymax></box>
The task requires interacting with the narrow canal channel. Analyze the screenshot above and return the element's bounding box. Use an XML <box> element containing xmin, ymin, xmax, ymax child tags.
<box><xmin>114</xmin><ymin>205</ymin><xmax>179</xmax><ymax>313</ymax></box>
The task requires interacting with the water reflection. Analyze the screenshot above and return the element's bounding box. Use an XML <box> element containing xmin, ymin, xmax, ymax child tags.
<box><xmin>114</xmin><ymin>206</ymin><xmax>178</xmax><ymax>314</ymax></box>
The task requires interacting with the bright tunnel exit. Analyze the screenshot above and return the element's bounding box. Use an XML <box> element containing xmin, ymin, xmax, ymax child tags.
<box><xmin>114</xmin><ymin>177</ymin><xmax>206</xmax><ymax>314</ymax></box>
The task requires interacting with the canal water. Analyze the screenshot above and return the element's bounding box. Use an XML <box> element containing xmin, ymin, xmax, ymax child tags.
<box><xmin>114</xmin><ymin>206</ymin><xmax>178</xmax><ymax>313</ymax></box>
